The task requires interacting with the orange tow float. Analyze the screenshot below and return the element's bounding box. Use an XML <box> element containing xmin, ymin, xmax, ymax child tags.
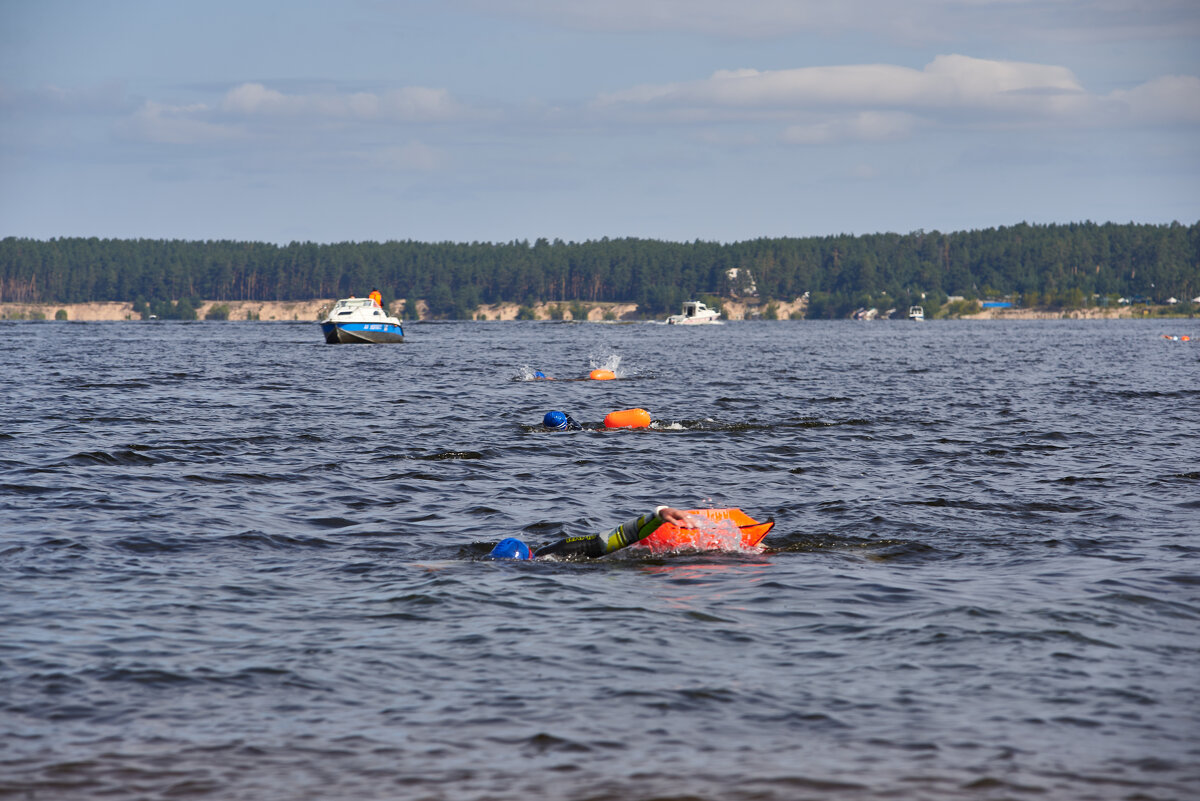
<box><xmin>632</xmin><ymin>508</ymin><xmax>774</xmax><ymax>553</ymax></box>
<box><xmin>589</xmin><ymin>369</ymin><xmax>616</xmax><ymax>380</ymax></box>
<box><xmin>604</xmin><ymin>408</ymin><xmax>651</xmax><ymax>428</ymax></box>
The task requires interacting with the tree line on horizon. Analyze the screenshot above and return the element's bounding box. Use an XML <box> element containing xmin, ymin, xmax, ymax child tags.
<box><xmin>1</xmin><ymin>221</ymin><xmax>1196</xmax><ymax>319</ymax></box>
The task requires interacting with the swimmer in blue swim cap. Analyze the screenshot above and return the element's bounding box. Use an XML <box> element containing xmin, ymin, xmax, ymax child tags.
<box><xmin>542</xmin><ymin>410</ymin><xmax>582</xmax><ymax>431</ymax></box>
<box><xmin>490</xmin><ymin>537</ymin><xmax>532</xmax><ymax>560</ymax></box>
<box><xmin>487</xmin><ymin>507</ymin><xmax>694</xmax><ymax>560</ymax></box>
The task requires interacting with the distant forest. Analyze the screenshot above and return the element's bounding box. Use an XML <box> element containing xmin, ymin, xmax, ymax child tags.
<box><xmin>1</xmin><ymin>221</ymin><xmax>1197</xmax><ymax>319</ymax></box>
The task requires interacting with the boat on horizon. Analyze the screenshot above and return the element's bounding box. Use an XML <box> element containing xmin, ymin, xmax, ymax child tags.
<box><xmin>320</xmin><ymin>297</ymin><xmax>405</xmax><ymax>343</ymax></box>
<box><xmin>908</xmin><ymin>305</ymin><xmax>925</xmax><ymax>321</ymax></box>
<box><xmin>666</xmin><ymin>300</ymin><xmax>721</xmax><ymax>325</ymax></box>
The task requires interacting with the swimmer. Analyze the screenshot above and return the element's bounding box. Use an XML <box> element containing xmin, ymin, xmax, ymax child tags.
<box><xmin>489</xmin><ymin>507</ymin><xmax>696</xmax><ymax>560</ymax></box>
<box><xmin>542</xmin><ymin>410</ymin><xmax>582</xmax><ymax>431</ymax></box>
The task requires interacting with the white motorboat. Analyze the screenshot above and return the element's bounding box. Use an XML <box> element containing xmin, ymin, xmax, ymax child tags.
<box><xmin>320</xmin><ymin>297</ymin><xmax>405</xmax><ymax>343</ymax></box>
<box><xmin>666</xmin><ymin>300</ymin><xmax>721</xmax><ymax>325</ymax></box>
<box><xmin>908</xmin><ymin>305</ymin><xmax>925</xmax><ymax>321</ymax></box>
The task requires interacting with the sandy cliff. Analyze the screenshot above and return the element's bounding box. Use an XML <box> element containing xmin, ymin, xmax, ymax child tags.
<box><xmin>0</xmin><ymin>297</ymin><xmax>1171</xmax><ymax>322</ymax></box>
<box><xmin>0</xmin><ymin>300</ymin><xmax>333</xmax><ymax>322</ymax></box>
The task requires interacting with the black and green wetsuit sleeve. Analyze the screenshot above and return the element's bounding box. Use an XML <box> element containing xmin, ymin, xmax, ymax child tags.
<box><xmin>534</xmin><ymin>507</ymin><xmax>668</xmax><ymax>559</ymax></box>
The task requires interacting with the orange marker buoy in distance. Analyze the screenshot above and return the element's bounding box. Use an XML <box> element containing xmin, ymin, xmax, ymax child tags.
<box><xmin>589</xmin><ymin>369</ymin><xmax>616</xmax><ymax>380</ymax></box>
<box><xmin>604</xmin><ymin>408</ymin><xmax>651</xmax><ymax>429</ymax></box>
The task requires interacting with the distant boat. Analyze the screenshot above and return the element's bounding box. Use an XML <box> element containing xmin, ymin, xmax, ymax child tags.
<box><xmin>908</xmin><ymin>305</ymin><xmax>925</xmax><ymax>321</ymax></box>
<box><xmin>666</xmin><ymin>300</ymin><xmax>721</xmax><ymax>325</ymax></box>
<box><xmin>320</xmin><ymin>297</ymin><xmax>405</xmax><ymax>343</ymax></box>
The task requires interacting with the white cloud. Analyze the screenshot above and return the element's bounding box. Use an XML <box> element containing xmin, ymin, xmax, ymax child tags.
<box><xmin>1106</xmin><ymin>75</ymin><xmax>1200</xmax><ymax>123</ymax></box>
<box><xmin>220</xmin><ymin>83</ymin><xmax>465</xmax><ymax>122</ymax></box>
<box><xmin>220</xmin><ymin>83</ymin><xmax>290</xmax><ymax>115</ymax></box>
<box><xmin>110</xmin><ymin>82</ymin><xmax>473</xmax><ymax>154</ymax></box>
<box><xmin>123</xmin><ymin>100</ymin><xmax>243</xmax><ymax>145</ymax></box>
<box><xmin>598</xmin><ymin>55</ymin><xmax>1086</xmax><ymax>115</ymax></box>
<box><xmin>0</xmin><ymin>81</ymin><xmax>134</xmax><ymax>115</ymax></box>
<box><xmin>595</xmin><ymin>54</ymin><xmax>1200</xmax><ymax>143</ymax></box>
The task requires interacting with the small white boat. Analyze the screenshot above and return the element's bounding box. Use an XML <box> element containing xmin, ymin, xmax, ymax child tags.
<box><xmin>666</xmin><ymin>300</ymin><xmax>721</xmax><ymax>325</ymax></box>
<box><xmin>320</xmin><ymin>297</ymin><xmax>405</xmax><ymax>343</ymax></box>
<box><xmin>908</xmin><ymin>305</ymin><xmax>925</xmax><ymax>321</ymax></box>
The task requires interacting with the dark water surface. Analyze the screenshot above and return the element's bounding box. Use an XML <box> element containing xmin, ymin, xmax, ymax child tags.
<box><xmin>2</xmin><ymin>319</ymin><xmax>1198</xmax><ymax>801</ymax></box>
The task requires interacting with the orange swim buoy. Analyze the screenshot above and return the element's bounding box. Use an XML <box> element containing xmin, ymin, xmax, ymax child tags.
<box><xmin>589</xmin><ymin>369</ymin><xmax>616</xmax><ymax>380</ymax></box>
<box><xmin>603</xmin><ymin>408</ymin><xmax>651</xmax><ymax>429</ymax></box>
<box><xmin>632</xmin><ymin>508</ymin><xmax>775</xmax><ymax>553</ymax></box>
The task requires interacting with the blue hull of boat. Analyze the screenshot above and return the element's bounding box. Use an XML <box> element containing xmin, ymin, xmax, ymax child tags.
<box><xmin>321</xmin><ymin>321</ymin><xmax>405</xmax><ymax>344</ymax></box>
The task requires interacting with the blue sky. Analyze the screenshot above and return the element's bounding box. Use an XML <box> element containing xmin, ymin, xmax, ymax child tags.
<box><xmin>2</xmin><ymin>0</ymin><xmax>1197</xmax><ymax>244</ymax></box>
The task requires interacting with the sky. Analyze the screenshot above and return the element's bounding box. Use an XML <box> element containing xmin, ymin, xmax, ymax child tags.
<box><xmin>1</xmin><ymin>0</ymin><xmax>1198</xmax><ymax>244</ymax></box>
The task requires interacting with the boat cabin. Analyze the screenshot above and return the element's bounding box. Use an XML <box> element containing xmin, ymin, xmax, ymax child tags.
<box><xmin>331</xmin><ymin>297</ymin><xmax>386</xmax><ymax>317</ymax></box>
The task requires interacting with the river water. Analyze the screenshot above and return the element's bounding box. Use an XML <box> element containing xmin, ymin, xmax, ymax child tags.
<box><xmin>1</xmin><ymin>318</ymin><xmax>1198</xmax><ymax>801</ymax></box>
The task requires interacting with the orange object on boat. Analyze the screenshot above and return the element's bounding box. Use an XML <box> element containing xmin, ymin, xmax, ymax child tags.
<box><xmin>589</xmin><ymin>369</ymin><xmax>616</xmax><ymax>380</ymax></box>
<box><xmin>604</xmin><ymin>408</ymin><xmax>651</xmax><ymax>428</ymax></box>
<box><xmin>633</xmin><ymin>508</ymin><xmax>774</xmax><ymax>553</ymax></box>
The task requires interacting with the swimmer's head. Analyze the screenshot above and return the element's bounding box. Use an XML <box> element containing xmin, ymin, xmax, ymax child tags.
<box><xmin>533</xmin><ymin>370</ymin><xmax>546</xmax><ymax>378</ymax></box>
<box><xmin>542</xmin><ymin>411</ymin><xmax>569</xmax><ymax>430</ymax></box>
<box><xmin>489</xmin><ymin>537</ymin><xmax>532</xmax><ymax>560</ymax></box>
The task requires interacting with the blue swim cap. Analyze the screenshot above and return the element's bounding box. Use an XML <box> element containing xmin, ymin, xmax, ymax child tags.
<box><xmin>543</xmin><ymin>411</ymin><xmax>568</xmax><ymax>430</ymax></box>
<box><xmin>489</xmin><ymin>537</ymin><xmax>532</xmax><ymax>560</ymax></box>
<box><xmin>534</xmin><ymin>370</ymin><xmax>546</xmax><ymax>378</ymax></box>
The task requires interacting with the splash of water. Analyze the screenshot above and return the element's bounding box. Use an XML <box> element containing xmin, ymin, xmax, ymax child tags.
<box><xmin>588</xmin><ymin>351</ymin><xmax>628</xmax><ymax>376</ymax></box>
<box><xmin>687</xmin><ymin>516</ymin><xmax>749</xmax><ymax>551</ymax></box>
<box><xmin>631</xmin><ymin>514</ymin><xmax>762</xmax><ymax>556</ymax></box>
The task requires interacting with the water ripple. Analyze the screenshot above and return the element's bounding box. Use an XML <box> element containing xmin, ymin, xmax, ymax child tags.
<box><xmin>1</xmin><ymin>319</ymin><xmax>1197</xmax><ymax>801</ymax></box>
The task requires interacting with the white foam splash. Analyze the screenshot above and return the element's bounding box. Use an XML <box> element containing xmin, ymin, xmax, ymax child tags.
<box><xmin>588</xmin><ymin>351</ymin><xmax>638</xmax><ymax>378</ymax></box>
<box><xmin>631</xmin><ymin>514</ymin><xmax>763</xmax><ymax>556</ymax></box>
<box><xmin>688</xmin><ymin>517</ymin><xmax>747</xmax><ymax>551</ymax></box>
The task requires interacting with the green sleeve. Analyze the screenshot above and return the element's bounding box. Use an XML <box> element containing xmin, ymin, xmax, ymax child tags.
<box><xmin>534</xmin><ymin>509</ymin><xmax>666</xmax><ymax>559</ymax></box>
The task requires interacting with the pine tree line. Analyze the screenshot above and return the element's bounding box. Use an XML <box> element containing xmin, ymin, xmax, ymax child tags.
<box><xmin>1</xmin><ymin>221</ymin><xmax>1196</xmax><ymax>318</ymax></box>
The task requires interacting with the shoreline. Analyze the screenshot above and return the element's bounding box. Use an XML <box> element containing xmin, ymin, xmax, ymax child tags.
<box><xmin>0</xmin><ymin>298</ymin><xmax>1188</xmax><ymax>322</ymax></box>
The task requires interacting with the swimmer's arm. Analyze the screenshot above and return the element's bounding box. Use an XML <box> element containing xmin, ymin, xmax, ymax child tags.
<box><xmin>656</xmin><ymin>507</ymin><xmax>694</xmax><ymax>527</ymax></box>
<box><xmin>534</xmin><ymin>507</ymin><xmax>694</xmax><ymax>559</ymax></box>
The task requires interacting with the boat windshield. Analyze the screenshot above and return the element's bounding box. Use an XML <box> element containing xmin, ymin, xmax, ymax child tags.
<box><xmin>334</xmin><ymin>298</ymin><xmax>377</xmax><ymax>311</ymax></box>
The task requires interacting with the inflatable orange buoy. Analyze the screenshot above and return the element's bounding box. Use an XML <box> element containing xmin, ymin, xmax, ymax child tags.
<box><xmin>1183</xmin><ymin>336</ymin><xmax>1191</xmax><ymax>342</ymax></box>
<box><xmin>589</xmin><ymin>369</ymin><xmax>616</xmax><ymax>380</ymax></box>
<box><xmin>604</xmin><ymin>408</ymin><xmax>651</xmax><ymax>429</ymax></box>
<box><xmin>632</xmin><ymin>508</ymin><xmax>774</xmax><ymax>553</ymax></box>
